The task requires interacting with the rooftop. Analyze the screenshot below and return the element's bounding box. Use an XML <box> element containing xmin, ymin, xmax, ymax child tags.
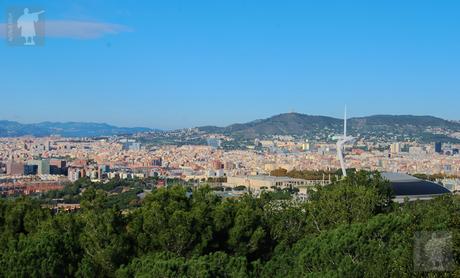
<box><xmin>233</xmin><ymin>175</ymin><xmax>308</xmax><ymax>182</ymax></box>
<box><xmin>382</xmin><ymin>172</ymin><xmax>451</xmax><ymax>198</ymax></box>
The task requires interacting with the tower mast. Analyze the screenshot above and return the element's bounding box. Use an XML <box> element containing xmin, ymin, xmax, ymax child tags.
<box><xmin>336</xmin><ymin>106</ymin><xmax>354</xmax><ymax>177</ymax></box>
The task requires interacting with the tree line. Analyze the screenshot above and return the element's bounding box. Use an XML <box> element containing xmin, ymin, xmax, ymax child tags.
<box><xmin>0</xmin><ymin>171</ymin><xmax>459</xmax><ymax>277</ymax></box>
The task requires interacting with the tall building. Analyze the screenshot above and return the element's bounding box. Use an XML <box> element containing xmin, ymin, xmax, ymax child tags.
<box><xmin>24</xmin><ymin>164</ymin><xmax>38</xmax><ymax>175</ymax></box>
<box><xmin>98</xmin><ymin>165</ymin><xmax>110</xmax><ymax>179</ymax></box>
<box><xmin>27</xmin><ymin>160</ymin><xmax>50</xmax><ymax>175</ymax></box>
<box><xmin>6</xmin><ymin>160</ymin><xmax>24</xmax><ymax>176</ymax></box>
<box><xmin>50</xmin><ymin>159</ymin><xmax>67</xmax><ymax>175</ymax></box>
<box><xmin>435</xmin><ymin>142</ymin><xmax>442</xmax><ymax>154</ymax></box>
<box><xmin>68</xmin><ymin>167</ymin><xmax>83</xmax><ymax>182</ymax></box>
<box><xmin>390</xmin><ymin>143</ymin><xmax>401</xmax><ymax>154</ymax></box>
<box><xmin>122</xmin><ymin>142</ymin><xmax>141</xmax><ymax>151</ymax></box>
<box><xmin>152</xmin><ymin>157</ymin><xmax>162</xmax><ymax>167</ymax></box>
<box><xmin>42</xmin><ymin>159</ymin><xmax>50</xmax><ymax>174</ymax></box>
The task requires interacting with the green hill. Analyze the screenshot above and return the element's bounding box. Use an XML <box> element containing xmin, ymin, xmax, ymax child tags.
<box><xmin>199</xmin><ymin>113</ymin><xmax>460</xmax><ymax>142</ymax></box>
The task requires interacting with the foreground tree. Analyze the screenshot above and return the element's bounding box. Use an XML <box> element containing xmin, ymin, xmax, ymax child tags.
<box><xmin>308</xmin><ymin>171</ymin><xmax>393</xmax><ymax>231</ymax></box>
<box><xmin>78</xmin><ymin>188</ymin><xmax>132</xmax><ymax>277</ymax></box>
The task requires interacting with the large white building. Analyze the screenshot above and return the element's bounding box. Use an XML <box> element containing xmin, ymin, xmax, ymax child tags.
<box><xmin>225</xmin><ymin>175</ymin><xmax>329</xmax><ymax>193</ymax></box>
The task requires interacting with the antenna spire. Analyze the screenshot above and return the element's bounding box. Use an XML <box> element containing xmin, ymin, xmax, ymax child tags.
<box><xmin>336</xmin><ymin>105</ymin><xmax>354</xmax><ymax>177</ymax></box>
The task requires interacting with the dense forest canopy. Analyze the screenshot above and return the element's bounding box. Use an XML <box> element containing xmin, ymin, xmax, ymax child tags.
<box><xmin>0</xmin><ymin>171</ymin><xmax>458</xmax><ymax>277</ymax></box>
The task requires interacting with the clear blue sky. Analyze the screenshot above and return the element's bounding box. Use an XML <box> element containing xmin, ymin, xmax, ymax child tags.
<box><xmin>1</xmin><ymin>0</ymin><xmax>459</xmax><ymax>129</ymax></box>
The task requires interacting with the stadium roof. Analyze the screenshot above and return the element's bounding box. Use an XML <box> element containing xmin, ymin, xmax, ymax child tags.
<box><xmin>382</xmin><ymin>172</ymin><xmax>451</xmax><ymax>202</ymax></box>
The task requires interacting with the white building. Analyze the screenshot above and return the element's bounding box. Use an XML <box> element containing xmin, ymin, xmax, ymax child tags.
<box><xmin>225</xmin><ymin>175</ymin><xmax>328</xmax><ymax>193</ymax></box>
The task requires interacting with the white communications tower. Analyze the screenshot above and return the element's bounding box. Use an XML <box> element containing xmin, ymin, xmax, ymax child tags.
<box><xmin>336</xmin><ymin>106</ymin><xmax>355</xmax><ymax>177</ymax></box>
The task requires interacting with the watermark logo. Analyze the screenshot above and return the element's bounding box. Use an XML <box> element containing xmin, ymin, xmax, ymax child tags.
<box><xmin>414</xmin><ymin>231</ymin><xmax>455</xmax><ymax>272</ymax></box>
<box><xmin>6</xmin><ymin>7</ymin><xmax>45</xmax><ymax>46</ymax></box>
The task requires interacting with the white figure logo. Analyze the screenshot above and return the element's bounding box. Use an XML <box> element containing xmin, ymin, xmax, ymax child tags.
<box><xmin>17</xmin><ymin>8</ymin><xmax>45</xmax><ymax>45</ymax></box>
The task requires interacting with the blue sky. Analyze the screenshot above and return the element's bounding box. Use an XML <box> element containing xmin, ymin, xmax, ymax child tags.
<box><xmin>1</xmin><ymin>0</ymin><xmax>459</xmax><ymax>129</ymax></box>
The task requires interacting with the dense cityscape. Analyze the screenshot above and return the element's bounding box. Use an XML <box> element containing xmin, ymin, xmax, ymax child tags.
<box><xmin>1</xmin><ymin>131</ymin><xmax>460</xmax><ymax>198</ymax></box>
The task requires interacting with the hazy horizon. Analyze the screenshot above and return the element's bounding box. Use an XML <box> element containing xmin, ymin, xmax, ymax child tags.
<box><xmin>1</xmin><ymin>111</ymin><xmax>459</xmax><ymax>130</ymax></box>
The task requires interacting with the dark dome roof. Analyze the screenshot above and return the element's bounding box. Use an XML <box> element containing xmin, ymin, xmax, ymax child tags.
<box><xmin>382</xmin><ymin>172</ymin><xmax>451</xmax><ymax>197</ymax></box>
<box><xmin>390</xmin><ymin>180</ymin><xmax>451</xmax><ymax>196</ymax></box>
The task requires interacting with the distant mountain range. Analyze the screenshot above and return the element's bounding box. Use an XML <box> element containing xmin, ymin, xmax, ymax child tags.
<box><xmin>2</xmin><ymin>114</ymin><xmax>460</xmax><ymax>143</ymax></box>
<box><xmin>0</xmin><ymin>121</ymin><xmax>155</xmax><ymax>137</ymax></box>
<box><xmin>199</xmin><ymin>113</ymin><xmax>460</xmax><ymax>142</ymax></box>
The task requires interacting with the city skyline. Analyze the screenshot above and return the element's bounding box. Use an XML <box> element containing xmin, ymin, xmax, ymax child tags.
<box><xmin>1</xmin><ymin>0</ymin><xmax>460</xmax><ymax>129</ymax></box>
